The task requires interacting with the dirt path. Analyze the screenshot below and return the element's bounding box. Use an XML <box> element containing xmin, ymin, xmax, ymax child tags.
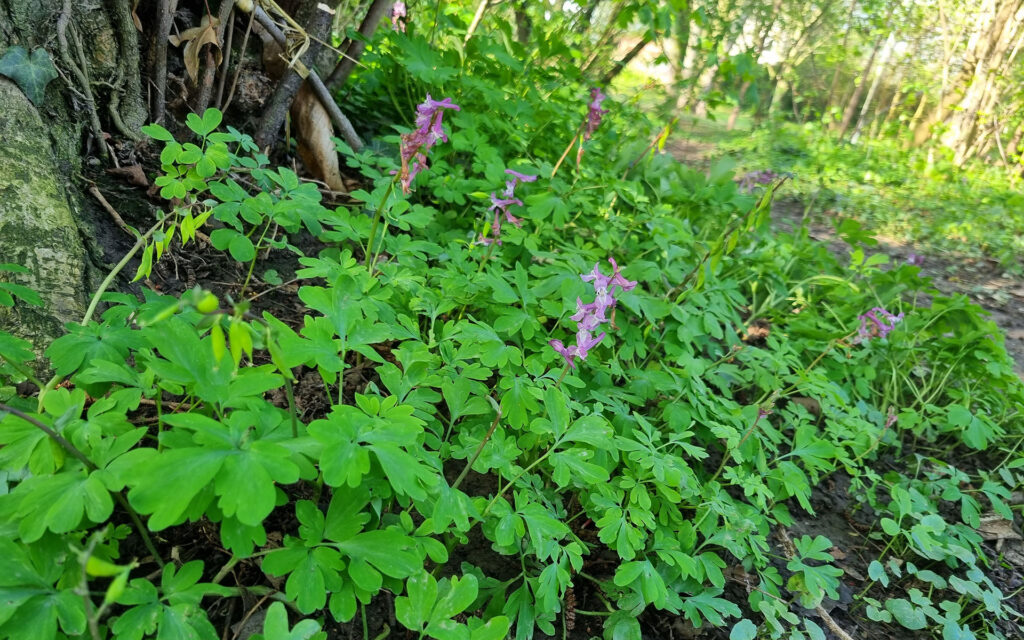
<box><xmin>666</xmin><ymin>137</ymin><xmax>1024</xmax><ymax>377</ymax></box>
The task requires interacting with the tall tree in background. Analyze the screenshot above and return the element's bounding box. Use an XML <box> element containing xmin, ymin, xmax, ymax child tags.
<box><xmin>942</xmin><ymin>0</ymin><xmax>1024</xmax><ymax>164</ymax></box>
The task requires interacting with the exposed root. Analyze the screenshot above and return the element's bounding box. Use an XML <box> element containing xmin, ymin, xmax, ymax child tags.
<box><xmin>56</xmin><ymin>0</ymin><xmax>107</xmax><ymax>157</ymax></box>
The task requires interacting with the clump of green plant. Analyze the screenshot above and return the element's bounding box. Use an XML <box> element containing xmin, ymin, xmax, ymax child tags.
<box><xmin>718</xmin><ymin>120</ymin><xmax>1024</xmax><ymax>271</ymax></box>
<box><xmin>1</xmin><ymin>20</ymin><xmax>1023</xmax><ymax>640</ymax></box>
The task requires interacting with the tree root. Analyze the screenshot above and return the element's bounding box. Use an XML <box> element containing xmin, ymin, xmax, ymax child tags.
<box><xmin>56</xmin><ymin>0</ymin><xmax>107</xmax><ymax>157</ymax></box>
<box><xmin>151</xmin><ymin>0</ymin><xmax>177</xmax><ymax>123</ymax></box>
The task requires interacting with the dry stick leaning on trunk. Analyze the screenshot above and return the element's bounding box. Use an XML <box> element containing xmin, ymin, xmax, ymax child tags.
<box><xmin>255</xmin><ymin>4</ymin><xmax>333</xmax><ymax>148</ymax></box>
<box><xmin>196</xmin><ymin>0</ymin><xmax>236</xmax><ymax>115</ymax></box>
<box><xmin>214</xmin><ymin>4</ymin><xmax>236</xmax><ymax>107</ymax></box>
<box><xmin>325</xmin><ymin>0</ymin><xmax>395</xmax><ymax>90</ymax></box>
<box><xmin>152</xmin><ymin>0</ymin><xmax>178</xmax><ymax>124</ymax></box>
<box><xmin>241</xmin><ymin>3</ymin><xmax>364</xmax><ymax>151</ymax></box>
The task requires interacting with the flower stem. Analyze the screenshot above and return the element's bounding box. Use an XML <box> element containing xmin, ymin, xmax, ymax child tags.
<box><xmin>39</xmin><ymin>218</ymin><xmax>171</xmax><ymax>410</ymax></box>
<box><xmin>483</xmin><ymin>451</ymin><xmax>552</xmax><ymax>516</ymax></box>
<box><xmin>452</xmin><ymin>407</ymin><xmax>502</xmax><ymax>491</ymax></box>
<box><xmin>365</xmin><ymin>178</ymin><xmax>398</xmax><ymax>273</ymax></box>
<box><xmin>554</xmin><ymin>364</ymin><xmax>570</xmax><ymax>389</ymax></box>
<box><xmin>550</xmin><ymin>122</ymin><xmax>584</xmax><ymax>180</ymax></box>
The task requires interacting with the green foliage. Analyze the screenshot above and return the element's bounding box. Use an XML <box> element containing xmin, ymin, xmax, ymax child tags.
<box><xmin>720</xmin><ymin>120</ymin><xmax>1024</xmax><ymax>271</ymax></box>
<box><xmin>0</xmin><ymin>46</ymin><xmax>58</xmax><ymax>106</ymax></box>
<box><xmin>2</xmin><ymin>13</ymin><xmax>1024</xmax><ymax>640</ymax></box>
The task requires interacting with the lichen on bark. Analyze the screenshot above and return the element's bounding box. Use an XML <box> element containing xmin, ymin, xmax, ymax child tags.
<box><xmin>0</xmin><ymin>77</ymin><xmax>91</xmax><ymax>354</ymax></box>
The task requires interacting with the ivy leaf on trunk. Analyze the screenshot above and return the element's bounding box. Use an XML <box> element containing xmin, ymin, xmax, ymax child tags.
<box><xmin>0</xmin><ymin>46</ymin><xmax>57</xmax><ymax>106</ymax></box>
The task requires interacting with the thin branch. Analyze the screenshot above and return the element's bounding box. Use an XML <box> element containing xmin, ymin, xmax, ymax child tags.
<box><xmin>222</xmin><ymin>4</ymin><xmax>256</xmax><ymax>112</ymax></box>
<box><xmin>243</xmin><ymin>4</ymin><xmax>364</xmax><ymax>150</ymax></box>
<box><xmin>0</xmin><ymin>403</ymin><xmax>94</xmax><ymax>469</ymax></box>
<box><xmin>325</xmin><ymin>0</ymin><xmax>394</xmax><ymax>90</ymax></box>
<box><xmin>0</xmin><ymin>405</ymin><xmax>166</xmax><ymax>567</ymax></box>
<box><xmin>776</xmin><ymin>528</ymin><xmax>855</xmax><ymax>640</ymax></box>
<box><xmin>255</xmin><ymin>4</ymin><xmax>334</xmax><ymax>148</ymax></box>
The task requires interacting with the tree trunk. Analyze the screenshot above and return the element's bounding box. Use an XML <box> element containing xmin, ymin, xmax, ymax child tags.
<box><xmin>515</xmin><ymin>0</ymin><xmax>532</xmax><ymax>44</ymax></box>
<box><xmin>326</xmin><ymin>0</ymin><xmax>395</xmax><ymax>89</ymax></box>
<box><xmin>944</xmin><ymin>0</ymin><xmax>1024</xmax><ymax>165</ymax></box>
<box><xmin>0</xmin><ymin>0</ymin><xmax>147</xmax><ymax>358</ymax></box>
<box><xmin>877</xmin><ymin>43</ymin><xmax>916</xmax><ymax>137</ymax></box>
<box><xmin>727</xmin><ymin>5</ymin><xmax>780</xmax><ymax>130</ymax></box>
<box><xmin>850</xmin><ymin>31</ymin><xmax>896</xmax><ymax>142</ymax></box>
<box><xmin>902</xmin><ymin>91</ymin><xmax>928</xmax><ymax>148</ymax></box>
<box><xmin>824</xmin><ymin>0</ymin><xmax>858</xmax><ymax>117</ymax></box>
<box><xmin>836</xmin><ymin>34</ymin><xmax>883</xmax><ymax>139</ymax></box>
<box><xmin>671</xmin><ymin>1</ymin><xmax>692</xmax><ymax>110</ymax></box>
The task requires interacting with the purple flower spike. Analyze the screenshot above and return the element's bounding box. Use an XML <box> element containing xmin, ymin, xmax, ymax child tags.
<box><xmin>398</xmin><ymin>94</ymin><xmax>460</xmax><ymax>193</ymax></box>
<box><xmin>581</xmin><ymin>262</ymin><xmax>612</xmax><ymax>290</ymax></box>
<box><xmin>392</xmin><ymin>1</ymin><xmax>407</xmax><ymax>31</ymax></box>
<box><xmin>906</xmin><ymin>253</ymin><xmax>924</xmax><ymax>267</ymax></box>
<box><xmin>415</xmin><ymin>95</ymin><xmax>461</xmax><ymax>144</ymax></box>
<box><xmin>584</xmin><ymin>88</ymin><xmax>608</xmax><ymax>141</ymax></box>
<box><xmin>574</xmin><ymin>330</ymin><xmax>605</xmax><ymax>359</ymax></box>
<box><xmin>479</xmin><ymin>167</ymin><xmax>536</xmax><ymax>245</ymax></box>
<box><xmin>857</xmin><ymin>306</ymin><xmax>904</xmax><ymax>342</ymax></box>
<box><xmin>549</xmin><ymin>339</ymin><xmax>577</xmax><ymax>369</ymax></box>
<box><xmin>549</xmin><ymin>257</ymin><xmax>637</xmax><ymax>371</ymax></box>
<box><xmin>737</xmin><ymin>169</ymin><xmax>779</xmax><ymax>193</ymax></box>
<box><xmin>505</xmin><ymin>169</ymin><xmax>537</xmax><ymax>184</ymax></box>
<box><xmin>607</xmin><ymin>257</ymin><xmax>637</xmax><ymax>293</ymax></box>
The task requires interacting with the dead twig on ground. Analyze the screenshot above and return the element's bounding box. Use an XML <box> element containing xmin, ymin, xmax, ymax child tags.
<box><xmin>87</xmin><ymin>184</ymin><xmax>134</xmax><ymax>236</ymax></box>
<box><xmin>776</xmin><ymin>528</ymin><xmax>856</xmax><ymax>640</ymax></box>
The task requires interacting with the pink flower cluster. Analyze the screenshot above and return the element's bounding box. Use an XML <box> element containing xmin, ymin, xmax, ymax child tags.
<box><xmin>392</xmin><ymin>2</ymin><xmax>407</xmax><ymax>32</ymax></box>
<box><xmin>478</xmin><ymin>168</ymin><xmax>536</xmax><ymax>246</ymax></box>
<box><xmin>584</xmin><ymin>88</ymin><xmax>608</xmax><ymax>141</ymax></box>
<box><xmin>737</xmin><ymin>169</ymin><xmax>779</xmax><ymax>193</ymax></box>
<box><xmin>857</xmin><ymin>306</ymin><xmax>904</xmax><ymax>342</ymax></box>
<box><xmin>398</xmin><ymin>95</ymin><xmax>460</xmax><ymax>194</ymax></box>
<box><xmin>549</xmin><ymin>258</ymin><xmax>636</xmax><ymax>369</ymax></box>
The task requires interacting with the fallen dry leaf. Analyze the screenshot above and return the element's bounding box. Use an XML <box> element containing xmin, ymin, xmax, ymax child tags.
<box><xmin>977</xmin><ymin>513</ymin><xmax>1022</xmax><ymax>544</ymax></box>
<box><xmin>169</xmin><ymin>16</ymin><xmax>222</xmax><ymax>84</ymax></box>
<box><xmin>839</xmin><ymin>564</ymin><xmax>865</xmax><ymax>581</ymax></box>
<box><xmin>790</xmin><ymin>396</ymin><xmax>822</xmax><ymax>416</ymax></box>
<box><xmin>106</xmin><ymin>164</ymin><xmax>149</xmax><ymax>187</ymax></box>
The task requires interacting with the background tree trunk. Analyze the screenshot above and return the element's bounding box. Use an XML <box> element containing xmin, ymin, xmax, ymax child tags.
<box><xmin>850</xmin><ymin>31</ymin><xmax>896</xmax><ymax>142</ymax></box>
<box><xmin>836</xmin><ymin>34</ymin><xmax>883</xmax><ymax>139</ymax></box>
<box><xmin>943</xmin><ymin>0</ymin><xmax>1024</xmax><ymax>164</ymax></box>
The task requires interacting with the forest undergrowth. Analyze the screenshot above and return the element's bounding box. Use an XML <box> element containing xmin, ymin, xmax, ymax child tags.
<box><xmin>2</xmin><ymin>22</ymin><xmax>1024</xmax><ymax>640</ymax></box>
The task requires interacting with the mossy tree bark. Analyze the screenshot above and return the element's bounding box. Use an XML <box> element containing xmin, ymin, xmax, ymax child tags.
<box><xmin>0</xmin><ymin>0</ymin><xmax>147</xmax><ymax>359</ymax></box>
